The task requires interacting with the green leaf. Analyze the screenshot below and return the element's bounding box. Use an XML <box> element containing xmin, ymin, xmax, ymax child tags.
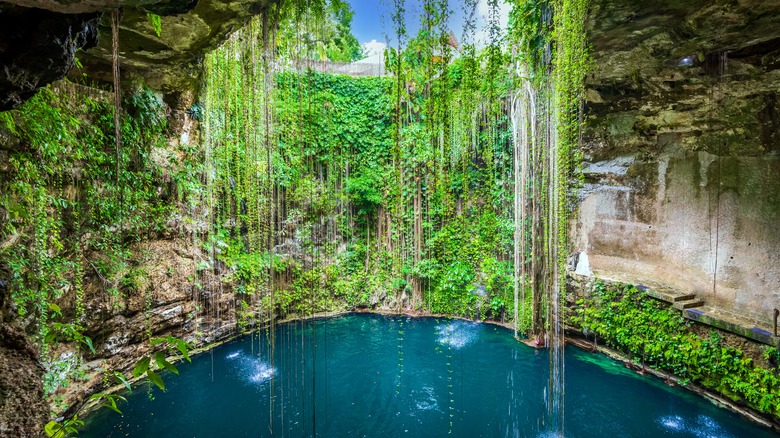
<box><xmin>146</xmin><ymin>13</ymin><xmax>162</xmax><ymax>37</ymax></box>
<box><xmin>103</xmin><ymin>399</ymin><xmax>123</xmax><ymax>414</ymax></box>
<box><xmin>132</xmin><ymin>356</ymin><xmax>151</xmax><ymax>377</ymax></box>
<box><xmin>146</xmin><ymin>369</ymin><xmax>165</xmax><ymax>391</ymax></box>
<box><xmin>113</xmin><ymin>373</ymin><xmax>132</xmax><ymax>392</ymax></box>
<box><xmin>47</xmin><ymin>302</ymin><xmax>62</xmax><ymax>317</ymax></box>
<box><xmin>154</xmin><ymin>351</ymin><xmax>166</xmax><ymax>368</ymax></box>
<box><xmin>154</xmin><ymin>351</ymin><xmax>179</xmax><ymax>375</ymax></box>
<box><xmin>175</xmin><ymin>339</ymin><xmax>191</xmax><ymax>362</ymax></box>
<box><xmin>81</xmin><ymin>336</ymin><xmax>96</xmax><ymax>354</ymax></box>
<box><xmin>45</xmin><ymin>421</ymin><xmax>66</xmax><ymax>438</ymax></box>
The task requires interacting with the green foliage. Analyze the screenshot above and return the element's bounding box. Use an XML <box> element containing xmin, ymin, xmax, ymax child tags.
<box><xmin>0</xmin><ymin>83</ymin><xmax>194</xmax><ymax>428</ymax></box>
<box><xmin>763</xmin><ymin>347</ymin><xmax>780</xmax><ymax>366</ymax></box>
<box><xmin>146</xmin><ymin>13</ymin><xmax>162</xmax><ymax>37</ymax></box>
<box><xmin>275</xmin><ymin>0</ymin><xmax>364</xmax><ymax>62</ymax></box>
<box><xmin>574</xmin><ymin>283</ymin><xmax>780</xmax><ymax>417</ymax></box>
<box><xmin>45</xmin><ymin>323</ymin><xmax>95</xmax><ymax>354</ymax></box>
<box><xmin>198</xmin><ymin>0</ymin><xmax>560</xmax><ymax>332</ymax></box>
<box><xmin>1</xmin><ymin>84</ymin><xmax>178</xmax><ymax>326</ymax></box>
<box><xmin>131</xmin><ymin>336</ymin><xmax>192</xmax><ymax>392</ymax></box>
<box><xmin>45</xmin><ymin>416</ymin><xmax>83</xmax><ymax>438</ymax></box>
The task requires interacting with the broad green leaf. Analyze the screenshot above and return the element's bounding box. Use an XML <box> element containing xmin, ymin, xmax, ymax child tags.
<box><xmin>154</xmin><ymin>351</ymin><xmax>167</xmax><ymax>369</ymax></box>
<box><xmin>132</xmin><ymin>356</ymin><xmax>151</xmax><ymax>377</ymax></box>
<box><xmin>175</xmin><ymin>339</ymin><xmax>191</xmax><ymax>362</ymax></box>
<box><xmin>47</xmin><ymin>303</ymin><xmax>62</xmax><ymax>316</ymax></box>
<box><xmin>103</xmin><ymin>399</ymin><xmax>122</xmax><ymax>414</ymax></box>
<box><xmin>147</xmin><ymin>369</ymin><xmax>165</xmax><ymax>391</ymax></box>
<box><xmin>155</xmin><ymin>351</ymin><xmax>179</xmax><ymax>375</ymax></box>
<box><xmin>45</xmin><ymin>421</ymin><xmax>66</xmax><ymax>438</ymax></box>
<box><xmin>164</xmin><ymin>360</ymin><xmax>179</xmax><ymax>375</ymax></box>
<box><xmin>114</xmin><ymin>373</ymin><xmax>132</xmax><ymax>392</ymax></box>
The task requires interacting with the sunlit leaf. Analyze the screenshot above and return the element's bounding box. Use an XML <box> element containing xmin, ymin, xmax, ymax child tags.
<box><xmin>82</xmin><ymin>336</ymin><xmax>96</xmax><ymax>354</ymax></box>
<box><xmin>103</xmin><ymin>399</ymin><xmax>123</xmax><ymax>414</ymax></box>
<box><xmin>154</xmin><ymin>351</ymin><xmax>179</xmax><ymax>375</ymax></box>
<box><xmin>114</xmin><ymin>373</ymin><xmax>132</xmax><ymax>392</ymax></box>
<box><xmin>47</xmin><ymin>302</ymin><xmax>62</xmax><ymax>316</ymax></box>
<box><xmin>45</xmin><ymin>421</ymin><xmax>66</xmax><ymax>438</ymax></box>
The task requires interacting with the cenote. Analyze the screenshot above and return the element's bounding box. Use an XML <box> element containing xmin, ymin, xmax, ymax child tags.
<box><xmin>81</xmin><ymin>314</ymin><xmax>774</xmax><ymax>437</ymax></box>
<box><xmin>4</xmin><ymin>0</ymin><xmax>780</xmax><ymax>436</ymax></box>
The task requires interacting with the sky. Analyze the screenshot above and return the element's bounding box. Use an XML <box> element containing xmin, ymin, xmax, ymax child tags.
<box><xmin>349</xmin><ymin>0</ymin><xmax>512</xmax><ymax>57</ymax></box>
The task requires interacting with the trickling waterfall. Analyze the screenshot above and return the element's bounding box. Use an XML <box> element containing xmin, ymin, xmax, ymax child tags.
<box><xmin>510</xmin><ymin>0</ymin><xmax>589</xmax><ymax>434</ymax></box>
<box><xmin>512</xmin><ymin>68</ymin><xmax>537</xmax><ymax>338</ymax></box>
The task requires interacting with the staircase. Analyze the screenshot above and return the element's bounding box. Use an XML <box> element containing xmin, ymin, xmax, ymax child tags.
<box><xmin>671</xmin><ymin>293</ymin><xmax>704</xmax><ymax>310</ymax></box>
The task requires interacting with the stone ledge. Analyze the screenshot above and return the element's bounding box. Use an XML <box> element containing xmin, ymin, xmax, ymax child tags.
<box><xmin>684</xmin><ymin>306</ymin><xmax>780</xmax><ymax>348</ymax></box>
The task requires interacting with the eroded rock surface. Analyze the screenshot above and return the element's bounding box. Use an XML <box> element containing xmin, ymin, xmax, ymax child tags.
<box><xmin>578</xmin><ymin>0</ymin><xmax>780</xmax><ymax>326</ymax></box>
<box><xmin>0</xmin><ymin>0</ymin><xmax>277</xmax><ymax>102</ymax></box>
<box><xmin>0</xmin><ymin>262</ymin><xmax>49</xmax><ymax>436</ymax></box>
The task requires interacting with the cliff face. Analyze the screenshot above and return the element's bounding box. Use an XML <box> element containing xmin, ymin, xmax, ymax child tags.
<box><xmin>577</xmin><ymin>0</ymin><xmax>780</xmax><ymax>327</ymax></box>
<box><xmin>0</xmin><ymin>265</ymin><xmax>49</xmax><ymax>436</ymax></box>
<box><xmin>0</xmin><ymin>0</ymin><xmax>279</xmax><ymax>108</ymax></box>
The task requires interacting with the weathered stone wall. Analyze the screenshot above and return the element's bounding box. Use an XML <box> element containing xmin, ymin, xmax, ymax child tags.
<box><xmin>577</xmin><ymin>0</ymin><xmax>780</xmax><ymax>327</ymax></box>
<box><xmin>54</xmin><ymin>238</ymin><xmax>244</xmax><ymax>415</ymax></box>
<box><xmin>0</xmin><ymin>262</ymin><xmax>50</xmax><ymax>436</ymax></box>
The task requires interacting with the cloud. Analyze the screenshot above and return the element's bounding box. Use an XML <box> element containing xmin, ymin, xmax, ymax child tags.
<box><xmin>475</xmin><ymin>0</ymin><xmax>512</xmax><ymax>48</ymax></box>
<box><xmin>362</xmin><ymin>39</ymin><xmax>387</xmax><ymax>58</ymax></box>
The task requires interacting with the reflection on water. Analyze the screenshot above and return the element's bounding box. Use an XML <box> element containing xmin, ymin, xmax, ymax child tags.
<box><xmin>657</xmin><ymin>414</ymin><xmax>735</xmax><ymax>438</ymax></box>
<box><xmin>436</xmin><ymin>320</ymin><xmax>479</xmax><ymax>349</ymax></box>
<box><xmin>225</xmin><ymin>350</ymin><xmax>276</xmax><ymax>386</ymax></box>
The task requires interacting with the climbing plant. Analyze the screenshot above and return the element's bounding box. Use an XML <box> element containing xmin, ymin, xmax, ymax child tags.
<box><xmin>574</xmin><ymin>283</ymin><xmax>780</xmax><ymax>417</ymax></box>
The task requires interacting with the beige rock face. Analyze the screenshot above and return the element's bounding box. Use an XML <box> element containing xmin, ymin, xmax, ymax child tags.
<box><xmin>577</xmin><ymin>152</ymin><xmax>780</xmax><ymax>324</ymax></box>
<box><xmin>577</xmin><ymin>0</ymin><xmax>780</xmax><ymax>327</ymax></box>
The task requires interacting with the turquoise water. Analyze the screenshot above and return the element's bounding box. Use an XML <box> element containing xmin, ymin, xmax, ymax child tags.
<box><xmin>82</xmin><ymin>314</ymin><xmax>777</xmax><ymax>437</ymax></box>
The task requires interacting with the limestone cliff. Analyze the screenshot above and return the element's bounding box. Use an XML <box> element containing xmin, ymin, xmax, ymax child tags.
<box><xmin>578</xmin><ymin>0</ymin><xmax>780</xmax><ymax>328</ymax></box>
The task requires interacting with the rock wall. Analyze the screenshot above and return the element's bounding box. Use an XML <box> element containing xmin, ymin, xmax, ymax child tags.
<box><xmin>0</xmin><ymin>0</ymin><xmax>282</xmax><ymax>106</ymax></box>
<box><xmin>54</xmin><ymin>238</ymin><xmax>243</xmax><ymax>415</ymax></box>
<box><xmin>577</xmin><ymin>0</ymin><xmax>780</xmax><ymax>327</ymax></box>
<box><xmin>0</xmin><ymin>6</ymin><xmax>99</xmax><ymax>110</ymax></box>
<box><xmin>0</xmin><ymin>263</ymin><xmax>50</xmax><ymax>436</ymax></box>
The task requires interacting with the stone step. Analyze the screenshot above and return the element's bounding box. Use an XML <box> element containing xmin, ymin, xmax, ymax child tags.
<box><xmin>674</xmin><ymin>299</ymin><xmax>704</xmax><ymax>310</ymax></box>
<box><xmin>671</xmin><ymin>293</ymin><xmax>697</xmax><ymax>302</ymax></box>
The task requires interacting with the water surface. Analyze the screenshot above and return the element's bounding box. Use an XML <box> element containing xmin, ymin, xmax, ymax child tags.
<box><xmin>82</xmin><ymin>314</ymin><xmax>776</xmax><ymax>437</ymax></box>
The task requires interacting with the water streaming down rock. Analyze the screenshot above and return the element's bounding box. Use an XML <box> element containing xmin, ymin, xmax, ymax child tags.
<box><xmin>511</xmin><ymin>66</ymin><xmax>565</xmax><ymax>435</ymax></box>
<box><xmin>510</xmin><ymin>1</ymin><xmax>589</xmax><ymax>434</ymax></box>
